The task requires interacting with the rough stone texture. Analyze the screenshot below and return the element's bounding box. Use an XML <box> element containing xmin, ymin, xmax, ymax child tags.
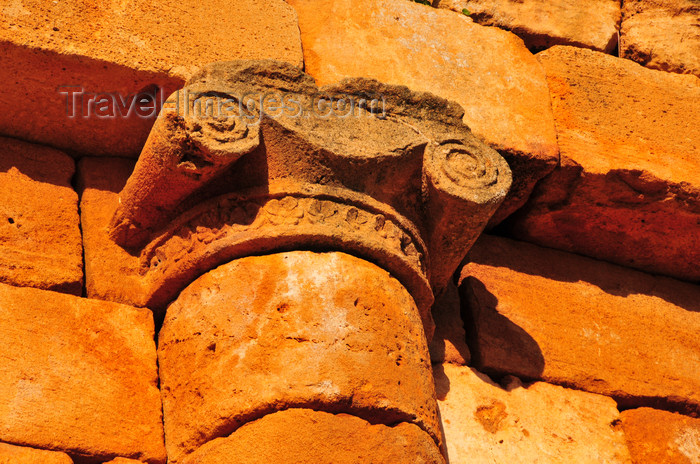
<box><xmin>102</xmin><ymin>459</ymin><xmax>146</xmax><ymax>464</ymax></box>
<box><xmin>621</xmin><ymin>0</ymin><xmax>700</xmax><ymax>77</ymax></box>
<box><xmin>437</xmin><ymin>0</ymin><xmax>620</xmax><ymax>53</ymax></box>
<box><xmin>288</xmin><ymin>0</ymin><xmax>558</xmax><ymax>225</ymax></box>
<box><xmin>77</xmin><ymin>157</ymin><xmax>146</xmax><ymax>307</ymax></box>
<box><xmin>180</xmin><ymin>409</ymin><xmax>444</xmax><ymax>464</ymax></box>
<box><xmin>0</xmin><ymin>0</ymin><xmax>302</xmax><ymax>157</ymax></box>
<box><xmin>434</xmin><ymin>363</ymin><xmax>632</xmax><ymax>464</ymax></box>
<box><xmin>504</xmin><ymin>46</ymin><xmax>700</xmax><ymax>281</ymax></box>
<box><xmin>97</xmin><ymin>60</ymin><xmax>510</xmax><ymax>324</ymax></box>
<box><xmin>621</xmin><ymin>408</ymin><xmax>700</xmax><ymax>464</ymax></box>
<box><xmin>0</xmin><ymin>137</ymin><xmax>82</xmax><ymax>294</ymax></box>
<box><xmin>0</xmin><ymin>283</ymin><xmax>166</xmax><ymax>463</ymax></box>
<box><xmin>0</xmin><ymin>442</ymin><xmax>73</xmax><ymax>464</ymax></box>
<box><xmin>429</xmin><ymin>280</ymin><xmax>471</xmax><ymax>365</ymax></box>
<box><xmin>459</xmin><ymin>235</ymin><xmax>700</xmax><ymax>415</ymax></box>
<box><xmin>159</xmin><ymin>251</ymin><xmax>440</xmax><ymax>463</ymax></box>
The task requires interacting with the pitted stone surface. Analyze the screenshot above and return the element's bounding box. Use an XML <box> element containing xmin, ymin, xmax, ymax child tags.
<box><xmin>0</xmin><ymin>0</ymin><xmax>302</xmax><ymax>157</ymax></box>
<box><xmin>0</xmin><ymin>283</ymin><xmax>166</xmax><ymax>463</ymax></box>
<box><xmin>621</xmin><ymin>0</ymin><xmax>700</xmax><ymax>77</ymax></box>
<box><xmin>158</xmin><ymin>251</ymin><xmax>440</xmax><ymax>463</ymax></box>
<box><xmin>0</xmin><ymin>137</ymin><xmax>82</xmax><ymax>295</ymax></box>
<box><xmin>621</xmin><ymin>408</ymin><xmax>700</xmax><ymax>464</ymax></box>
<box><xmin>435</xmin><ymin>364</ymin><xmax>632</xmax><ymax>464</ymax></box>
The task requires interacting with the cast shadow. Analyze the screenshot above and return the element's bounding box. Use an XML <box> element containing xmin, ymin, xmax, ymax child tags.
<box><xmin>483</xmin><ymin>234</ymin><xmax>699</xmax><ymax>313</ymax></box>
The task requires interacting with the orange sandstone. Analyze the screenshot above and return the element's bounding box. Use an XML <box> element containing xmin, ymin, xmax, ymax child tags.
<box><xmin>505</xmin><ymin>46</ymin><xmax>700</xmax><ymax>281</ymax></box>
<box><xmin>459</xmin><ymin>235</ymin><xmax>700</xmax><ymax>415</ymax></box>
<box><xmin>435</xmin><ymin>363</ymin><xmax>632</xmax><ymax>463</ymax></box>
<box><xmin>0</xmin><ymin>137</ymin><xmax>82</xmax><ymax>294</ymax></box>
<box><xmin>621</xmin><ymin>0</ymin><xmax>700</xmax><ymax>77</ymax></box>
<box><xmin>77</xmin><ymin>157</ymin><xmax>145</xmax><ymax>307</ymax></box>
<box><xmin>288</xmin><ymin>0</ymin><xmax>557</xmax><ymax>224</ymax></box>
<box><xmin>621</xmin><ymin>408</ymin><xmax>700</xmax><ymax>464</ymax></box>
<box><xmin>429</xmin><ymin>281</ymin><xmax>471</xmax><ymax>365</ymax></box>
<box><xmin>158</xmin><ymin>251</ymin><xmax>441</xmax><ymax>462</ymax></box>
<box><xmin>0</xmin><ymin>0</ymin><xmax>302</xmax><ymax>157</ymax></box>
<box><xmin>0</xmin><ymin>442</ymin><xmax>73</xmax><ymax>464</ymax></box>
<box><xmin>0</xmin><ymin>283</ymin><xmax>166</xmax><ymax>463</ymax></box>
<box><xmin>438</xmin><ymin>0</ymin><xmax>621</xmax><ymax>53</ymax></box>
<box><xmin>181</xmin><ymin>409</ymin><xmax>444</xmax><ymax>464</ymax></box>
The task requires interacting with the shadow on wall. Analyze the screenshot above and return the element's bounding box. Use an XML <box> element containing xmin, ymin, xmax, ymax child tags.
<box><xmin>474</xmin><ymin>233</ymin><xmax>700</xmax><ymax>313</ymax></box>
<box><xmin>0</xmin><ymin>41</ymin><xmax>183</xmax><ymax>158</ymax></box>
<box><xmin>459</xmin><ymin>276</ymin><xmax>546</xmax><ymax>381</ymax></box>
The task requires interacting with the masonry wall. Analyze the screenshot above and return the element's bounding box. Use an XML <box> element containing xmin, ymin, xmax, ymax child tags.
<box><xmin>0</xmin><ymin>0</ymin><xmax>698</xmax><ymax>463</ymax></box>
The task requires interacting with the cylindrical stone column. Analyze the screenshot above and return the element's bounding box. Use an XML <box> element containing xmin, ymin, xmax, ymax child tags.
<box><xmin>158</xmin><ymin>251</ymin><xmax>444</xmax><ymax>463</ymax></box>
<box><xmin>109</xmin><ymin>61</ymin><xmax>511</xmax><ymax>464</ymax></box>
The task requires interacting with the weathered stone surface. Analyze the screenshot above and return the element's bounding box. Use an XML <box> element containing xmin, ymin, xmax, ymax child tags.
<box><xmin>159</xmin><ymin>251</ymin><xmax>440</xmax><ymax>463</ymax></box>
<box><xmin>0</xmin><ymin>0</ymin><xmax>302</xmax><ymax>157</ymax></box>
<box><xmin>621</xmin><ymin>0</ymin><xmax>700</xmax><ymax>77</ymax></box>
<box><xmin>504</xmin><ymin>46</ymin><xmax>700</xmax><ymax>281</ymax></box>
<box><xmin>0</xmin><ymin>283</ymin><xmax>166</xmax><ymax>463</ymax></box>
<box><xmin>0</xmin><ymin>137</ymin><xmax>82</xmax><ymax>294</ymax></box>
<box><xmin>77</xmin><ymin>157</ymin><xmax>145</xmax><ymax>307</ymax></box>
<box><xmin>437</xmin><ymin>0</ymin><xmax>620</xmax><ymax>53</ymax></box>
<box><xmin>429</xmin><ymin>281</ymin><xmax>471</xmax><ymax>365</ymax></box>
<box><xmin>99</xmin><ymin>60</ymin><xmax>509</xmax><ymax>322</ymax></box>
<box><xmin>102</xmin><ymin>459</ymin><xmax>146</xmax><ymax>464</ymax></box>
<box><xmin>288</xmin><ymin>0</ymin><xmax>557</xmax><ymax>224</ymax></box>
<box><xmin>459</xmin><ymin>235</ymin><xmax>700</xmax><ymax>415</ymax></box>
<box><xmin>181</xmin><ymin>409</ymin><xmax>444</xmax><ymax>464</ymax></box>
<box><xmin>621</xmin><ymin>408</ymin><xmax>700</xmax><ymax>464</ymax></box>
<box><xmin>435</xmin><ymin>363</ymin><xmax>632</xmax><ymax>463</ymax></box>
<box><xmin>0</xmin><ymin>442</ymin><xmax>73</xmax><ymax>464</ymax></box>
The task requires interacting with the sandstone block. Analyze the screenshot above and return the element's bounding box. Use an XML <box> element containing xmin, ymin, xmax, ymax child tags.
<box><xmin>102</xmin><ymin>459</ymin><xmax>147</xmax><ymax>464</ymax></box>
<box><xmin>181</xmin><ymin>409</ymin><xmax>444</xmax><ymax>464</ymax></box>
<box><xmin>0</xmin><ymin>0</ymin><xmax>302</xmax><ymax>157</ymax></box>
<box><xmin>429</xmin><ymin>281</ymin><xmax>471</xmax><ymax>365</ymax></box>
<box><xmin>504</xmin><ymin>46</ymin><xmax>700</xmax><ymax>281</ymax></box>
<box><xmin>0</xmin><ymin>137</ymin><xmax>82</xmax><ymax>294</ymax></box>
<box><xmin>621</xmin><ymin>408</ymin><xmax>700</xmax><ymax>464</ymax></box>
<box><xmin>0</xmin><ymin>284</ymin><xmax>166</xmax><ymax>463</ymax></box>
<box><xmin>434</xmin><ymin>363</ymin><xmax>632</xmax><ymax>464</ymax></box>
<box><xmin>621</xmin><ymin>0</ymin><xmax>700</xmax><ymax>77</ymax></box>
<box><xmin>77</xmin><ymin>157</ymin><xmax>145</xmax><ymax>307</ymax></box>
<box><xmin>437</xmin><ymin>0</ymin><xmax>620</xmax><ymax>53</ymax></box>
<box><xmin>0</xmin><ymin>442</ymin><xmax>73</xmax><ymax>464</ymax></box>
<box><xmin>459</xmin><ymin>235</ymin><xmax>700</xmax><ymax>415</ymax></box>
<box><xmin>287</xmin><ymin>0</ymin><xmax>558</xmax><ymax>224</ymax></box>
<box><xmin>158</xmin><ymin>251</ymin><xmax>440</xmax><ymax>462</ymax></box>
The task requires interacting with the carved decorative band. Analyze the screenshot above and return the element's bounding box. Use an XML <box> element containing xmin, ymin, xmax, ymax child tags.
<box><xmin>138</xmin><ymin>189</ymin><xmax>435</xmax><ymax>319</ymax></box>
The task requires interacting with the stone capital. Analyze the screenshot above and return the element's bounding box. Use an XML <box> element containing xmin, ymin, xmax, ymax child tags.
<box><xmin>108</xmin><ymin>60</ymin><xmax>511</xmax><ymax>329</ymax></box>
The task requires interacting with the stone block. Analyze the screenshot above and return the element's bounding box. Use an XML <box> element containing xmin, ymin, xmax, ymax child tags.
<box><xmin>435</xmin><ymin>363</ymin><xmax>632</xmax><ymax>463</ymax></box>
<box><xmin>0</xmin><ymin>284</ymin><xmax>166</xmax><ymax>463</ymax></box>
<box><xmin>504</xmin><ymin>46</ymin><xmax>700</xmax><ymax>281</ymax></box>
<box><xmin>0</xmin><ymin>137</ymin><xmax>82</xmax><ymax>294</ymax></box>
<box><xmin>459</xmin><ymin>235</ymin><xmax>700</xmax><ymax>415</ymax></box>
<box><xmin>0</xmin><ymin>0</ymin><xmax>303</xmax><ymax>157</ymax></box>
